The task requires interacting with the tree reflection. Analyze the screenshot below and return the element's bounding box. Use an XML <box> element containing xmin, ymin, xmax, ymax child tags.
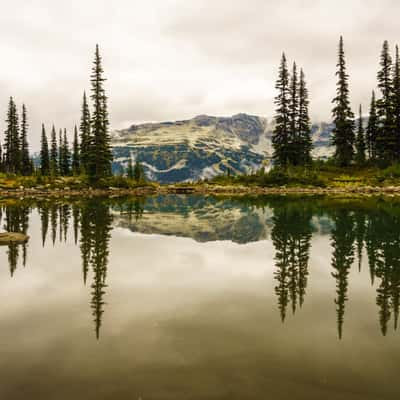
<box><xmin>271</xmin><ymin>202</ymin><xmax>313</xmax><ymax>321</ymax></box>
<box><xmin>365</xmin><ymin>211</ymin><xmax>400</xmax><ymax>335</ymax></box>
<box><xmin>330</xmin><ymin>209</ymin><xmax>355</xmax><ymax>339</ymax></box>
<box><xmin>79</xmin><ymin>199</ymin><xmax>113</xmax><ymax>339</ymax></box>
<box><xmin>1</xmin><ymin>203</ymin><xmax>30</xmax><ymax>276</ymax></box>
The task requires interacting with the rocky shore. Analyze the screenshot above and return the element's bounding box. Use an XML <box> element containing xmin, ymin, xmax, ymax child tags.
<box><xmin>1</xmin><ymin>184</ymin><xmax>400</xmax><ymax>198</ymax></box>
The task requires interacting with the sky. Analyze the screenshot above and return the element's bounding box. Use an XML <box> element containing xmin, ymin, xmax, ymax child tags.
<box><xmin>1</xmin><ymin>0</ymin><xmax>400</xmax><ymax>149</ymax></box>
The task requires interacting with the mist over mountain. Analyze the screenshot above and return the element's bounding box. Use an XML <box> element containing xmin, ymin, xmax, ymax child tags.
<box><xmin>111</xmin><ymin>113</ymin><xmax>334</xmax><ymax>183</ymax></box>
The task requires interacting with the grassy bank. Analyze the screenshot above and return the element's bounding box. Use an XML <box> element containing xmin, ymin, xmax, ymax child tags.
<box><xmin>209</xmin><ymin>163</ymin><xmax>400</xmax><ymax>188</ymax></box>
<box><xmin>0</xmin><ymin>173</ymin><xmax>158</xmax><ymax>191</ymax></box>
<box><xmin>2</xmin><ymin>164</ymin><xmax>400</xmax><ymax>198</ymax></box>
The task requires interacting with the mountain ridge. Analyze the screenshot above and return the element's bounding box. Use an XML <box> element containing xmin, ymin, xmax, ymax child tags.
<box><xmin>111</xmin><ymin>113</ymin><xmax>334</xmax><ymax>183</ymax></box>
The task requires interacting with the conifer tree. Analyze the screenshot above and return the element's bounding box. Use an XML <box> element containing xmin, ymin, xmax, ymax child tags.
<box><xmin>366</xmin><ymin>91</ymin><xmax>378</xmax><ymax>160</ymax></box>
<box><xmin>20</xmin><ymin>104</ymin><xmax>31</xmax><ymax>175</ymax></box>
<box><xmin>79</xmin><ymin>91</ymin><xmax>91</xmax><ymax>174</ymax></box>
<box><xmin>288</xmin><ymin>62</ymin><xmax>299</xmax><ymax>165</ymax></box>
<box><xmin>127</xmin><ymin>157</ymin><xmax>134</xmax><ymax>179</ymax></box>
<box><xmin>376</xmin><ymin>40</ymin><xmax>395</xmax><ymax>163</ymax></box>
<box><xmin>393</xmin><ymin>45</ymin><xmax>400</xmax><ymax>159</ymax></box>
<box><xmin>61</xmin><ymin>129</ymin><xmax>71</xmax><ymax>176</ymax></box>
<box><xmin>58</xmin><ymin>129</ymin><xmax>63</xmax><ymax>174</ymax></box>
<box><xmin>298</xmin><ymin>68</ymin><xmax>312</xmax><ymax>165</ymax></box>
<box><xmin>72</xmin><ymin>125</ymin><xmax>80</xmax><ymax>175</ymax></box>
<box><xmin>50</xmin><ymin>125</ymin><xmax>58</xmax><ymax>176</ymax></box>
<box><xmin>133</xmin><ymin>160</ymin><xmax>144</xmax><ymax>182</ymax></box>
<box><xmin>331</xmin><ymin>36</ymin><xmax>355</xmax><ymax>167</ymax></box>
<box><xmin>40</xmin><ymin>124</ymin><xmax>50</xmax><ymax>176</ymax></box>
<box><xmin>355</xmin><ymin>105</ymin><xmax>366</xmax><ymax>165</ymax></box>
<box><xmin>3</xmin><ymin>97</ymin><xmax>20</xmax><ymax>173</ymax></box>
<box><xmin>272</xmin><ymin>53</ymin><xmax>291</xmax><ymax>167</ymax></box>
<box><xmin>90</xmin><ymin>45</ymin><xmax>112</xmax><ymax>179</ymax></box>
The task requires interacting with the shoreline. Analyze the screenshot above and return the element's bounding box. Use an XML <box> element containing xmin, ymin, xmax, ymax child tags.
<box><xmin>1</xmin><ymin>184</ymin><xmax>400</xmax><ymax>198</ymax></box>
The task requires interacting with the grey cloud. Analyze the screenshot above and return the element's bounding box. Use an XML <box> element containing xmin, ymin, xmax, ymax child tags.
<box><xmin>1</xmin><ymin>0</ymin><xmax>400</xmax><ymax>149</ymax></box>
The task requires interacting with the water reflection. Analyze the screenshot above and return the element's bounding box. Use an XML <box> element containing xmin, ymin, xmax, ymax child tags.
<box><xmin>270</xmin><ymin>202</ymin><xmax>312</xmax><ymax>321</ymax></box>
<box><xmin>2</xmin><ymin>195</ymin><xmax>400</xmax><ymax>340</ymax></box>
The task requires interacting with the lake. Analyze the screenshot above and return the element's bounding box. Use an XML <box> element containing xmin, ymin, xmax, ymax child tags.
<box><xmin>1</xmin><ymin>194</ymin><xmax>399</xmax><ymax>399</ymax></box>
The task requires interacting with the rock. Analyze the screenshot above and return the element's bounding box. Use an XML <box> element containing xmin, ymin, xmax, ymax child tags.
<box><xmin>0</xmin><ymin>232</ymin><xmax>29</xmax><ymax>245</ymax></box>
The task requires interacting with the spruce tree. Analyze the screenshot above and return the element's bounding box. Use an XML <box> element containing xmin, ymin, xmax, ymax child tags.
<box><xmin>331</xmin><ymin>36</ymin><xmax>355</xmax><ymax>167</ymax></box>
<box><xmin>50</xmin><ymin>125</ymin><xmax>58</xmax><ymax>176</ymax></box>
<box><xmin>272</xmin><ymin>53</ymin><xmax>291</xmax><ymax>167</ymax></box>
<box><xmin>376</xmin><ymin>40</ymin><xmax>395</xmax><ymax>164</ymax></box>
<box><xmin>288</xmin><ymin>62</ymin><xmax>299</xmax><ymax>165</ymax></box>
<box><xmin>127</xmin><ymin>157</ymin><xmax>134</xmax><ymax>179</ymax></box>
<box><xmin>72</xmin><ymin>125</ymin><xmax>80</xmax><ymax>175</ymax></box>
<box><xmin>61</xmin><ymin>129</ymin><xmax>71</xmax><ymax>176</ymax></box>
<box><xmin>366</xmin><ymin>91</ymin><xmax>378</xmax><ymax>160</ymax></box>
<box><xmin>355</xmin><ymin>105</ymin><xmax>366</xmax><ymax>165</ymax></box>
<box><xmin>298</xmin><ymin>68</ymin><xmax>312</xmax><ymax>165</ymax></box>
<box><xmin>58</xmin><ymin>129</ymin><xmax>63</xmax><ymax>174</ymax></box>
<box><xmin>20</xmin><ymin>104</ymin><xmax>31</xmax><ymax>175</ymax></box>
<box><xmin>90</xmin><ymin>45</ymin><xmax>112</xmax><ymax>179</ymax></box>
<box><xmin>40</xmin><ymin>124</ymin><xmax>50</xmax><ymax>176</ymax></box>
<box><xmin>80</xmin><ymin>91</ymin><xmax>91</xmax><ymax>174</ymax></box>
<box><xmin>393</xmin><ymin>45</ymin><xmax>400</xmax><ymax>159</ymax></box>
<box><xmin>133</xmin><ymin>160</ymin><xmax>144</xmax><ymax>182</ymax></box>
<box><xmin>3</xmin><ymin>97</ymin><xmax>20</xmax><ymax>174</ymax></box>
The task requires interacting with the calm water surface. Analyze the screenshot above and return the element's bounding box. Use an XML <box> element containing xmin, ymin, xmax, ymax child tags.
<box><xmin>0</xmin><ymin>195</ymin><xmax>399</xmax><ymax>399</ymax></box>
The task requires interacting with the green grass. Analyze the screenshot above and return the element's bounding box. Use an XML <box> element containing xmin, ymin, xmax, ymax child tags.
<box><xmin>0</xmin><ymin>173</ymin><xmax>157</xmax><ymax>190</ymax></box>
<box><xmin>207</xmin><ymin>163</ymin><xmax>400</xmax><ymax>188</ymax></box>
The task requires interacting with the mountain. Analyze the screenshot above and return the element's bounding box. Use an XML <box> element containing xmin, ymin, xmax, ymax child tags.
<box><xmin>111</xmin><ymin>113</ymin><xmax>334</xmax><ymax>183</ymax></box>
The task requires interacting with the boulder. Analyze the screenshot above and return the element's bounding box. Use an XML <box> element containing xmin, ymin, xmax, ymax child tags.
<box><xmin>0</xmin><ymin>232</ymin><xmax>29</xmax><ymax>245</ymax></box>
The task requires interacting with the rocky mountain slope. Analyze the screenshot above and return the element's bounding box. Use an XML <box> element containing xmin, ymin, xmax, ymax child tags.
<box><xmin>112</xmin><ymin>113</ymin><xmax>334</xmax><ymax>183</ymax></box>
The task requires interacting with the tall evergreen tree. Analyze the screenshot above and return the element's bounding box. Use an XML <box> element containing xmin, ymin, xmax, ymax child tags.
<box><xmin>61</xmin><ymin>129</ymin><xmax>71</xmax><ymax>176</ymax></box>
<box><xmin>40</xmin><ymin>124</ymin><xmax>50</xmax><ymax>176</ymax></box>
<box><xmin>393</xmin><ymin>45</ymin><xmax>400</xmax><ymax>159</ymax></box>
<box><xmin>79</xmin><ymin>91</ymin><xmax>91</xmax><ymax>174</ymax></box>
<box><xmin>20</xmin><ymin>104</ymin><xmax>31</xmax><ymax>175</ymax></box>
<box><xmin>133</xmin><ymin>159</ymin><xmax>144</xmax><ymax>182</ymax></box>
<box><xmin>288</xmin><ymin>62</ymin><xmax>299</xmax><ymax>165</ymax></box>
<box><xmin>297</xmin><ymin>68</ymin><xmax>312</xmax><ymax>165</ymax></box>
<box><xmin>58</xmin><ymin>129</ymin><xmax>63</xmax><ymax>174</ymax></box>
<box><xmin>331</xmin><ymin>36</ymin><xmax>355</xmax><ymax>167</ymax></box>
<box><xmin>72</xmin><ymin>125</ymin><xmax>80</xmax><ymax>175</ymax></box>
<box><xmin>50</xmin><ymin>125</ymin><xmax>58</xmax><ymax>176</ymax></box>
<box><xmin>366</xmin><ymin>91</ymin><xmax>378</xmax><ymax>160</ymax></box>
<box><xmin>126</xmin><ymin>157</ymin><xmax>134</xmax><ymax>179</ymax></box>
<box><xmin>272</xmin><ymin>53</ymin><xmax>291</xmax><ymax>167</ymax></box>
<box><xmin>376</xmin><ymin>40</ymin><xmax>395</xmax><ymax>164</ymax></box>
<box><xmin>355</xmin><ymin>105</ymin><xmax>366</xmax><ymax>164</ymax></box>
<box><xmin>90</xmin><ymin>44</ymin><xmax>112</xmax><ymax>179</ymax></box>
<box><xmin>3</xmin><ymin>97</ymin><xmax>20</xmax><ymax>174</ymax></box>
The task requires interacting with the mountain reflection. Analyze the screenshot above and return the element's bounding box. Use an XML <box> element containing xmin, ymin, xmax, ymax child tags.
<box><xmin>2</xmin><ymin>195</ymin><xmax>400</xmax><ymax>339</ymax></box>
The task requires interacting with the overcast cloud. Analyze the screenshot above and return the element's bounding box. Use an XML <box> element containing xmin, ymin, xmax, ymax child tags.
<box><xmin>1</xmin><ymin>0</ymin><xmax>400</xmax><ymax>149</ymax></box>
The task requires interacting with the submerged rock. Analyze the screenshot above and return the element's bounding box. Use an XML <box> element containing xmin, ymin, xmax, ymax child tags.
<box><xmin>0</xmin><ymin>232</ymin><xmax>29</xmax><ymax>245</ymax></box>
